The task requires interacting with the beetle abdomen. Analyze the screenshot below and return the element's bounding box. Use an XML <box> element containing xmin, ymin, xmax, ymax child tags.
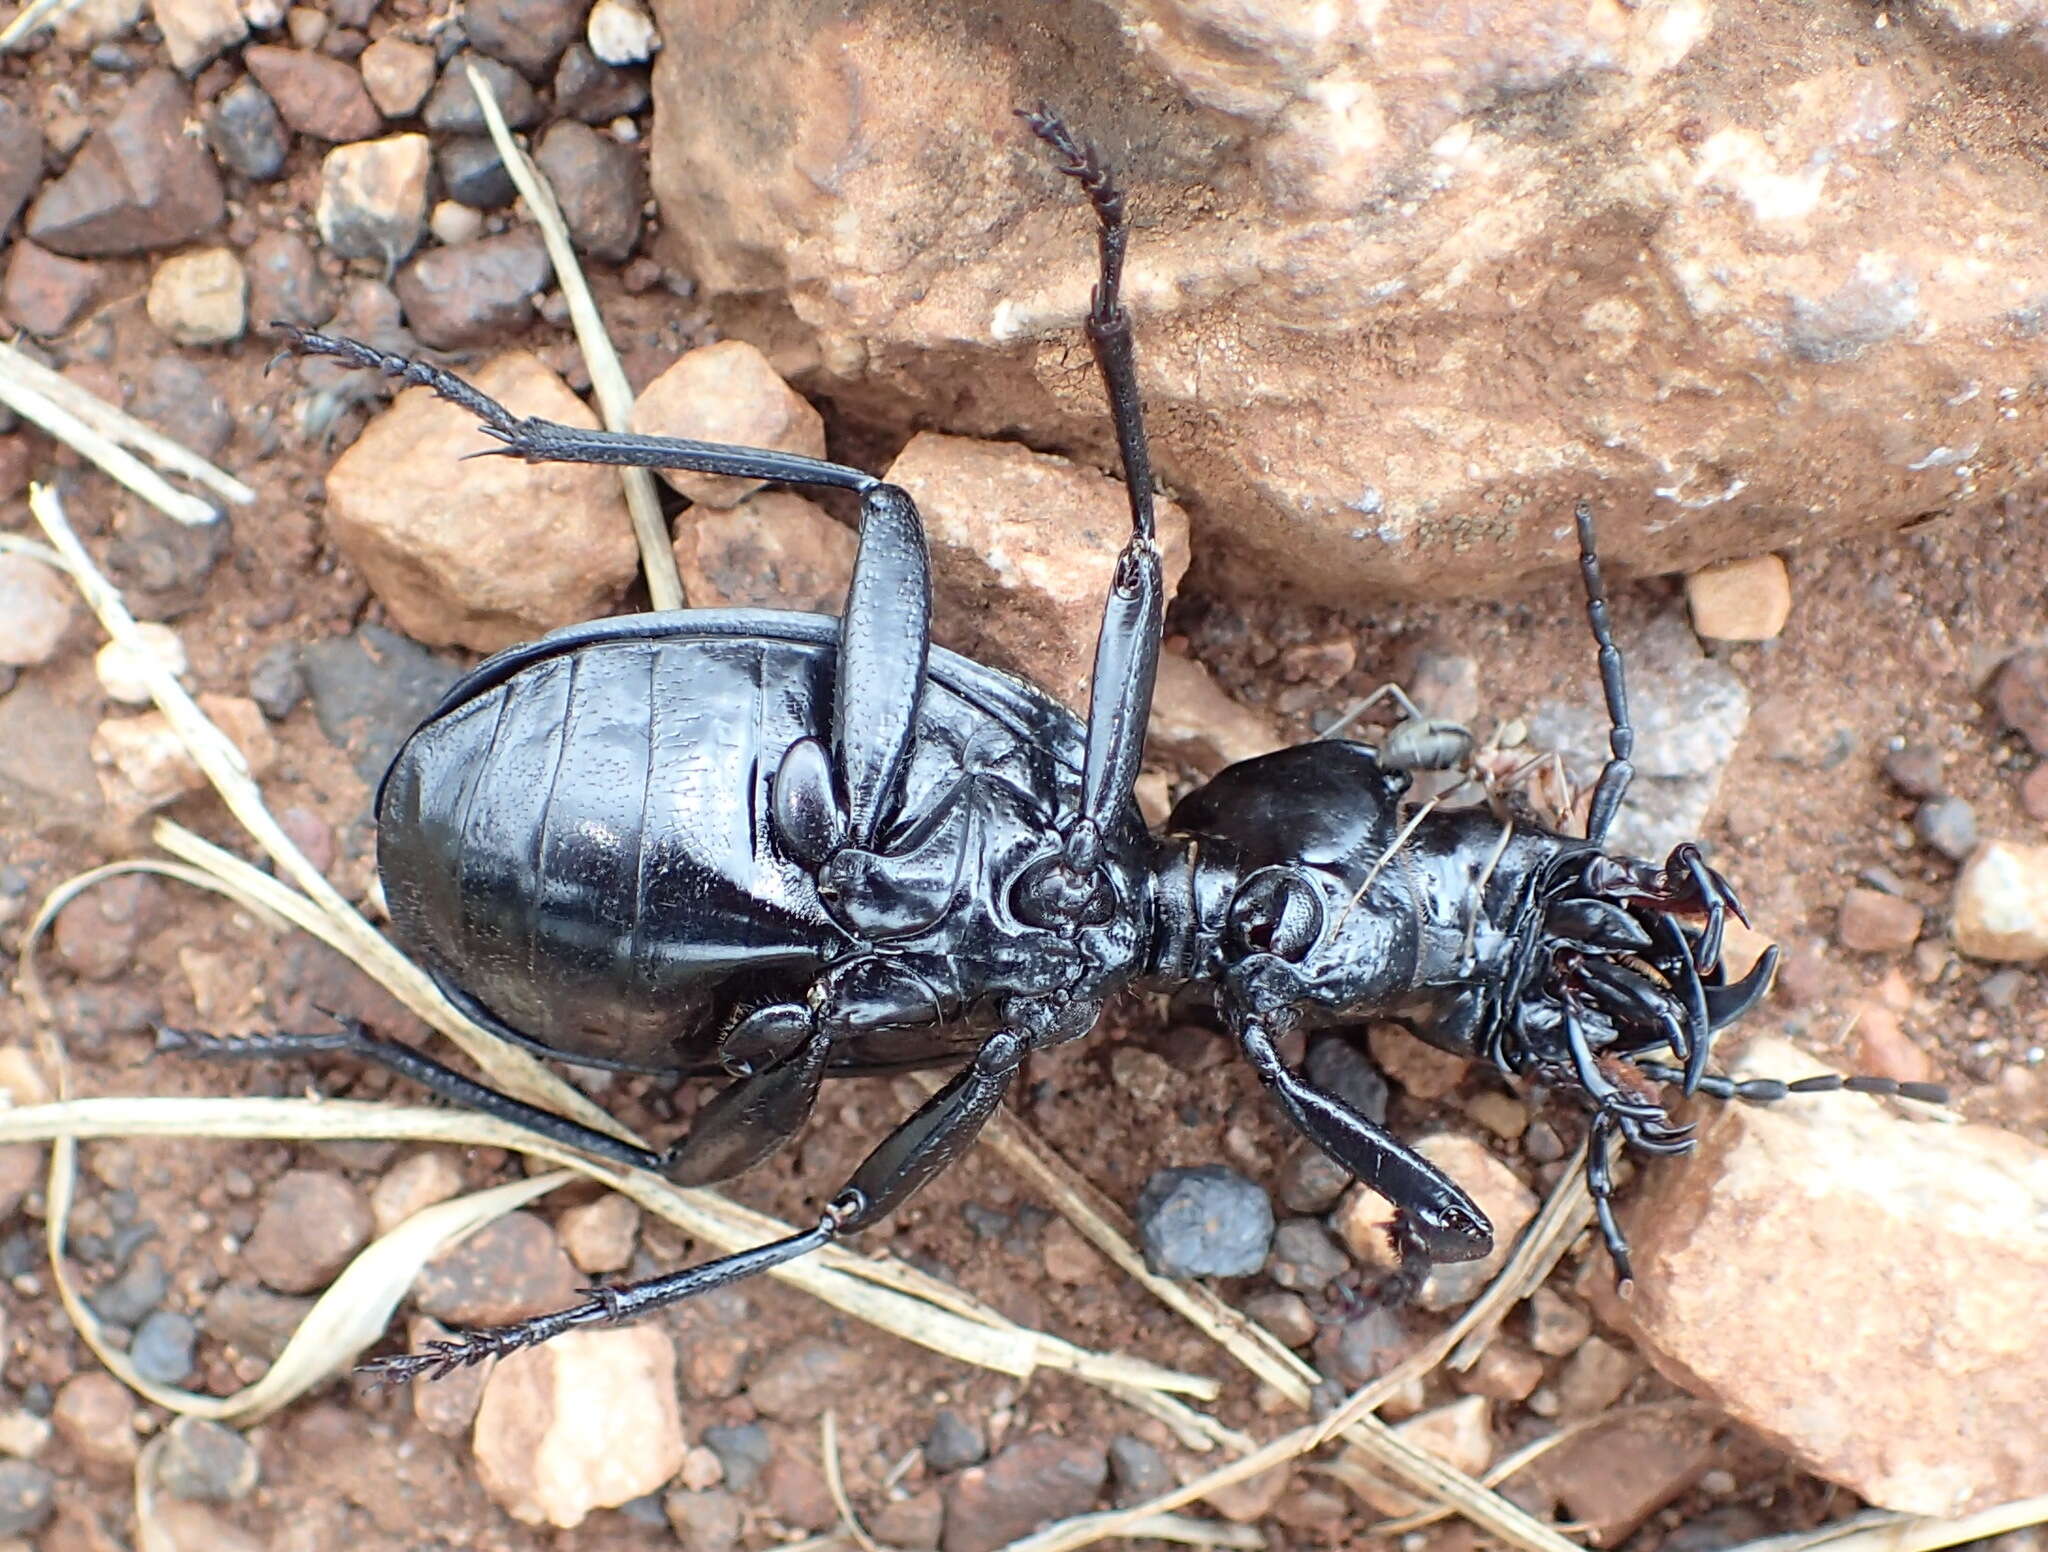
<box><xmin>380</xmin><ymin>634</ymin><xmax>847</xmax><ymax>1070</ymax></box>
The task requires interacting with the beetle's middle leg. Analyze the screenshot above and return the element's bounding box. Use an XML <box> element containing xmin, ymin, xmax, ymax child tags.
<box><xmin>361</xmin><ymin>1028</ymin><xmax>1029</xmax><ymax>1382</ymax></box>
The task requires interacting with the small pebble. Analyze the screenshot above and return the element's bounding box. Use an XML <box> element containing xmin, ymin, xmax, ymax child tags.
<box><xmin>1882</xmin><ymin>744</ymin><xmax>1946</xmax><ymax>800</ymax></box>
<box><xmin>421</xmin><ymin>51</ymin><xmax>540</xmax><ymax>133</ymax></box>
<box><xmin>318</xmin><ymin>134</ymin><xmax>432</xmax><ymax>268</ymax></box>
<box><xmin>678</xmin><ymin>1445</ymin><xmax>723</xmax><ymax>1491</ymax></box>
<box><xmin>1107</xmin><ymin>1434</ymin><xmax>1171</xmax><ymax>1508</ymax></box>
<box><xmin>2020</xmin><ymin>764</ymin><xmax>2048</xmax><ymax>824</ymax></box>
<box><xmin>1464</xmin><ymin>1089</ymin><xmax>1528</xmax><ymax>1140</ymax></box>
<box><xmin>1244</xmin><ymin>1290</ymin><xmax>1317</xmax><ymax>1348</ymax></box>
<box><xmin>248</xmin><ymin>643</ymin><xmax>308</xmax><ymax>721</ymax></box>
<box><xmin>435</xmin><ymin>135</ymin><xmax>516</xmax><ymax>209</ymax></box>
<box><xmin>871</xmin><ymin>1488</ymin><xmax>944</xmax><ymax>1551</ymax></box>
<box><xmin>1040</xmin><ymin>1216</ymin><xmax>1106</xmax><ymax>1284</ymax></box>
<box><xmin>206</xmin><ymin>78</ymin><xmax>289</xmax><ymax>181</ymax></box>
<box><xmin>700</xmin><ymin>1422</ymin><xmax>772</xmax><ymax>1492</ymax></box>
<box><xmin>1684</xmin><ymin>554</ymin><xmax>1791</xmax><ymax>641</ymax></box>
<box><xmin>1837</xmin><ymin>887</ymin><xmax>1924</xmax><ymax>954</ymax></box>
<box><xmin>1555</xmin><ymin>1334</ymin><xmax>1639</xmax><ymax>1418</ymax></box>
<box><xmin>0</xmin><ymin>1459</ymin><xmax>54</xmax><ymax>1537</ymax></box>
<box><xmin>1134</xmin><ymin>1165</ymin><xmax>1274</xmax><ymax>1278</ymax></box>
<box><xmin>129</xmin><ymin>1309</ymin><xmax>198</xmax><ymax>1384</ymax></box>
<box><xmin>94</xmin><ymin>622</ymin><xmax>187</xmax><ymax>705</ymax></box>
<box><xmin>1991</xmin><ymin>650</ymin><xmax>2048</xmax><ymax>757</ymax></box>
<box><xmin>1367</xmin><ymin>1021</ymin><xmax>1467</xmax><ymax>1100</ymax></box>
<box><xmin>924</xmin><ymin>1407</ymin><xmax>986</xmax><ymax>1472</ymax></box>
<box><xmin>87</xmin><ymin>1245</ymin><xmax>168</xmax><ymax>1325</ymax></box>
<box><xmin>1306</xmin><ymin>1029</ymin><xmax>1391</xmax><ymax>1121</ymax></box>
<box><xmin>1952</xmin><ymin>841</ymin><xmax>2048</xmax><ymax>962</ymax></box>
<box><xmin>1914</xmin><ymin>796</ymin><xmax>1978</xmax><ymax>863</ymax></box>
<box><xmin>943</xmin><ymin>1433</ymin><xmax>1107</xmax><ymax>1552</ymax></box>
<box><xmin>429</xmin><ymin>198</ymin><xmax>484</xmax><ymax>246</ymax></box>
<box><xmin>406</xmin><ymin>1315</ymin><xmax>489</xmax><ymax>1437</ymax></box>
<box><xmin>1276</xmin><ymin>1143</ymin><xmax>1350</xmax><ymax>1214</ymax></box>
<box><xmin>1457</xmin><ymin>1341</ymin><xmax>1545</xmax><ymax>1402</ymax></box>
<box><xmin>415</xmin><ymin>1211</ymin><xmax>578</xmax><ymax>1324</ymax></box>
<box><xmin>586</xmin><ymin>0</ymin><xmax>657</xmax><ymax>63</ymax></box>
<box><xmin>155</xmin><ymin>1417</ymin><xmax>259</xmax><ymax>1502</ymax></box>
<box><xmin>367</xmin><ymin>1148</ymin><xmax>464</xmax><ymax>1235</ymax></box>
<box><xmin>1265</xmin><ymin>1217</ymin><xmax>1350</xmax><ymax>1293</ymax></box>
<box><xmin>664</xmin><ymin>1489</ymin><xmax>741</xmax><ymax>1552</ymax></box>
<box><xmin>557</xmin><ymin>1193</ymin><xmax>638</xmax><ymax>1274</ymax></box>
<box><xmin>1526</xmin><ymin>1287</ymin><xmax>1593</xmax><ymax>1356</ymax></box>
<box><xmin>0</xmin><ymin>555</ymin><xmax>78</xmax><ymax>668</ymax></box>
<box><xmin>53</xmin><ymin>1373</ymin><xmax>139</xmax><ymax>1471</ymax></box>
<box><xmin>357</xmin><ymin>35</ymin><xmax>435</xmax><ymax>116</ymax></box>
<box><xmin>746</xmin><ymin>1338</ymin><xmax>867</xmax><ymax>1423</ymax></box>
<box><xmin>146</xmin><ymin>247</ymin><xmax>247</xmax><ymax>346</ymax></box>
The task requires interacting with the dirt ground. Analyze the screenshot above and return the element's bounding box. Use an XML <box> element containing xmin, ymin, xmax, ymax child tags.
<box><xmin>4</xmin><ymin>36</ymin><xmax>2048</xmax><ymax>1552</ymax></box>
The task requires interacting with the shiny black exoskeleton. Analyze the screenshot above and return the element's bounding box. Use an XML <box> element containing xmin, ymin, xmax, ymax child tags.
<box><xmin>170</xmin><ymin>112</ymin><xmax>1942</xmax><ymax>1381</ymax></box>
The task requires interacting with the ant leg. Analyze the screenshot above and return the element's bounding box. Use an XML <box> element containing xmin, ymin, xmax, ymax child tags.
<box><xmin>1573</xmin><ymin>502</ymin><xmax>1636</xmax><ymax>847</ymax></box>
<box><xmin>365</xmin><ymin>1029</ymin><xmax>1029</xmax><ymax>1382</ymax></box>
<box><xmin>1018</xmin><ymin>109</ymin><xmax>1164</xmax><ymax>896</ymax></box>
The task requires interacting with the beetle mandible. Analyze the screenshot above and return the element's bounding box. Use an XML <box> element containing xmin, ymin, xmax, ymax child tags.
<box><xmin>165</xmin><ymin>110</ymin><xmax>1943</xmax><ymax>1381</ymax></box>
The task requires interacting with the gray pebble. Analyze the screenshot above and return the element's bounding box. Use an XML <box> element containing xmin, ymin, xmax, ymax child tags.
<box><xmin>1306</xmin><ymin>1030</ymin><xmax>1389</xmax><ymax>1124</ymax></box>
<box><xmin>1134</xmin><ymin>1165</ymin><xmax>1275</xmax><ymax>1278</ymax></box>
<box><xmin>157</xmin><ymin>1416</ymin><xmax>260</xmax><ymax>1502</ymax></box>
<box><xmin>1106</xmin><ymin>1434</ymin><xmax>1172</xmax><ymax>1508</ymax></box>
<box><xmin>207</xmin><ymin>78</ymin><xmax>290</xmax><ymax>182</ymax></box>
<box><xmin>1979</xmin><ymin>969</ymin><xmax>2028</xmax><ymax>1013</ymax></box>
<box><xmin>87</xmin><ymin>1245</ymin><xmax>168</xmax><ymax>1327</ymax></box>
<box><xmin>249</xmin><ymin>643</ymin><xmax>307</xmax><ymax>721</ymax></box>
<box><xmin>1913</xmin><ymin>796</ymin><xmax>1977</xmax><ymax>863</ymax></box>
<box><xmin>1276</xmin><ymin>1142</ymin><xmax>1350</xmax><ymax>1215</ymax></box>
<box><xmin>924</xmin><ymin>1407</ymin><xmax>986</xmax><ymax>1471</ymax></box>
<box><xmin>302</xmin><ymin>624</ymin><xmax>461</xmax><ymax>785</ymax></box>
<box><xmin>701</xmin><ymin>1422</ymin><xmax>772</xmax><ymax>1493</ymax></box>
<box><xmin>435</xmin><ymin>135</ymin><xmax>516</xmax><ymax>210</ymax></box>
<box><xmin>1265</xmin><ymin>1217</ymin><xmax>1350</xmax><ymax>1293</ymax></box>
<box><xmin>130</xmin><ymin>1309</ymin><xmax>198</xmax><ymax>1384</ymax></box>
<box><xmin>1882</xmin><ymin>744</ymin><xmax>1947</xmax><ymax>800</ymax></box>
<box><xmin>0</xmin><ymin>1460</ymin><xmax>54</xmax><ymax>1538</ymax></box>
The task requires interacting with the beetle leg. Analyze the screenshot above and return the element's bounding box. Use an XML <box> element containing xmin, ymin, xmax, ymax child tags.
<box><xmin>156</xmin><ymin>1018</ymin><xmax>671</xmax><ymax>1173</ymax></box>
<box><xmin>1022</xmin><ymin>110</ymin><xmax>1166</xmax><ymax>868</ymax></box>
<box><xmin>1584</xmin><ymin>1112</ymin><xmax>1634</xmax><ymax>1288</ymax></box>
<box><xmin>666</xmin><ymin>1023</ymin><xmax>833</xmax><ymax>1186</ymax></box>
<box><xmin>278</xmin><ymin>326</ymin><xmax>880</xmax><ymax>493</ymax></box>
<box><xmin>1572</xmin><ymin>503</ymin><xmax>1636</xmax><ymax>848</ymax></box>
<box><xmin>833</xmin><ymin>482</ymin><xmax>932</xmax><ymax>849</ymax></box>
<box><xmin>1237</xmin><ymin>1019</ymin><xmax>1493</xmax><ymax>1271</ymax></box>
<box><xmin>361</xmin><ymin>1029</ymin><xmax>1031</xmax><ymax>1383</ymax></box>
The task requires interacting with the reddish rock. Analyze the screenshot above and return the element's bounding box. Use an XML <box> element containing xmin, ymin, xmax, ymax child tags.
<box><xmin>942</xmin><ymin>1434</ymin><xmax>1107</xmax><ymax>1552</ymax></box>
<box><xmin>243</xmin><ymin>46</ymin><xmax>383</xmax><ymax>142</ymax></box>
<box><xmin>885</xmin><ymin>431</ymin><xmax>1192</xmax><ymax>714</ymax></box>
<box><xmin>1837</xmin><ymin>887</ymin><xmax>1923</xmax><ymax>953</ymax></box>
<box><xmin>413</xmin><ymin>1211</ymin><xmax>580</xmax><ymax>1325</ymax></box>
<box><xmin>2022</xmin><ymin>763</ymin><xmax>2048</xmax><ymax>825</ymax></box>
<box><xmin>242</xmin><ymin>1169</ymin><xmax>372</xmax><ymax>1294</ymax></box>
<box><xmin>25</xmin><ymin>72</ymin><xmax>223</xmax><ymax>256</ymax></box>
<box><xmin>1686</xmin><ymin>554</ymin><xmax>1792</xmax><ymax>641</ymax></box>
<box><xmin>0</xmin><ymin>95</ymin><xmax>43</xmax><ymax>239</ymax></box>
<box><xmin>630</xmin><ymin>339</ymin><xmax>825</xmax><ymax>508</ymax></box>
<box><xmin>533</xmin><ymin>121</ymin><xmax>644</xmax><ymax>261</ymax></box>
<box><xmin>2</xmin><ymin>242</ymin><xmax>102</xmax><ymax>337</ymax></box>
<box><xmin>671</xmin><ymin>491</ymin><xmax>855</xmax><ymax>610</ymax></box>
<box><xmin>464</xmin><ymin>0</ymin><xmax>587</xmax><ymax>77</ymax></box>
<box><xmin>1605</xmin><ymin>1037</ymin><xmax>2048</xmax><ymax>1516</ymax></box>
<box><xmin>394</xmin><ymin>227</ymin><xmax>554</xmax><ymax>348</ymax></box>
<box><xmin>1992</xmin><ymin>650</ymin><xmax>2048</xmax><ymax>757</ymax></box>
<box><xmin>358</xmin><ymin>36</ymin><xmax>436</xmax><ymax>117</ymax></box>
<box><xmin>643</xmin><ymin>1</ymin><xmax>2048</xmax><ymax>601</ymax></box>
<box><xmin>1368</xmin><ymin>1020</ymin><xmax>1469</xmax><ymax>1100</ymax></box>
<box><xmin>322</xmin><ymin>351</ymin><xmax>637</xmax><ymax>651</ymax></box>
<box><xmin>1146</xmin><ymin>648</ymin><xmax>1284</xmax><ymax>777</ymax></box>
<box><xmin>1531</xmin><ymin>1411</ymin><xmax>1718</xmax><ymax>1544</ymax></box>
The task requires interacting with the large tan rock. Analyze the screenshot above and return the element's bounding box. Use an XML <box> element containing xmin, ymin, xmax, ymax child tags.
<box><xmin>1599</xmin><ymin>1039</ymin><xmax>2048</xmax><ymax>1517</ymax></box>
<box><xmin>646</xmin><ymin>1</ymin><xmax>2048</xmax><ymax>601</ymax></box>
<box><xmin>324</xmin><ymin>353</ymin><xmax>639</xmax><ymax>652</ymax></box>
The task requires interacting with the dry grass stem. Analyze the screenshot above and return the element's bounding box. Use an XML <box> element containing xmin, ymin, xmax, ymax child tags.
<box><xmin>464</xmin><ymin>64</ymin><xmax>684</xmax><ymax>610</ymax></box>
<box><xmin>822</xmin><ymin>1411</ymin><xmax>885</xmax><ymax>1552</ymax></box>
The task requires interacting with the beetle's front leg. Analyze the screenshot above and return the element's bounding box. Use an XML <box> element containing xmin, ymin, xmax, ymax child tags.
<box><xmin>1236</xmin><ymin>1018</ymin><xmax>1493</xmax><ymax>1294</ymax></box>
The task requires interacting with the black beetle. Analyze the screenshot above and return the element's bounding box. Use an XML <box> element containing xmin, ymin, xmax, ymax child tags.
<box><xmin>166</xmin><ymin>111</ymin><xmax>1942</xmax><ymax>1380</ymax></box>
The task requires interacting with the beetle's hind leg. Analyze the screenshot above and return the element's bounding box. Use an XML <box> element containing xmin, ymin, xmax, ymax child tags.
<box><xmin>156</xmin><ymin>1010</ymin><xmax>834</xmax><ymax>1186</ymax></box>
<box><xmin>363</xmin><ymin>1028</ymin><xmax>1031</xmax><ymax>1383</ymax></box>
